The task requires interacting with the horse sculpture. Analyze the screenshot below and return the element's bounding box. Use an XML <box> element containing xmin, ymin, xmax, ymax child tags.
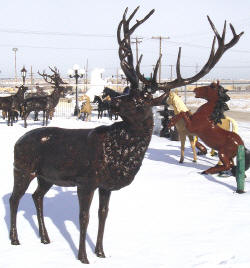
<box><xmin>102</xmin><ymin>86</ymin><xmax>129</xmax><ymax>120</ymax></box>
<box><xmin>102</xmin><ymin>86</ymin><xmax>130</xmax><ymax>99</ymax></box>
<box><xmin>167</xmin><ymin>91</ymin><xmax>207</xmax><ymax>162</ymax></box>
<box><xmin>78</xmin><ymin>95</ymin><xmax>92</xmax><ymax>121</ymax></box>
<box><xmin>9</xmin><ymin>7</ymin><xmax>243</xmax><ymax>264</ymax></box>
<box><xmin>93</xmin><ymin>95</ymin><xmax>111</xmax><ymax>119</ymax></box>
<box><xmin>167</xmin><ymin>91</ymin><xmax>238</xmax><ymax>163</ymax></box>
<box><xmin>168</xmin><ymin>82</ymin><xmax>250</xmax><ymax>175</ymax></box>
<box><xmin>210</xmin><ymin>115</ymin><xmax>238</xmax><ymax>157</ymax></box>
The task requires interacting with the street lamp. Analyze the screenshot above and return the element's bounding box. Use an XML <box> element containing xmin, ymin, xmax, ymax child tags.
<box><xmin>68</xmin><ymin>64</ymin><xmax>85</xmax><ymax>116</ymax></box>
<box><xmin>21</xmin><ymin>66</ymin><xmax>27</xmax><ymax>85</ymax></box>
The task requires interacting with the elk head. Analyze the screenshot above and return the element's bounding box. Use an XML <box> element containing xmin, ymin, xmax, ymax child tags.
<box><xmin>112</xmin><ymin>6</ymin><xmax>243</xmax><ymax>123</ymax></box>
<box><xmin>111</xmin><ymin>6</ymin><xmax>169</xmax><ymax>125</ymax></box>
<box><xmin>38</xmin><ymin>66</ymin><xmax>67</xmax><ymax>93</ymax></box>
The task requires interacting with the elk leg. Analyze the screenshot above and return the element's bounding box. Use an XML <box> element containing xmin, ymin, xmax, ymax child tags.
<box><xmin>32</xmin><ymin>177</ymin><xmax>53</xmax><ymax>244</ymax></box>
<box><xmin>9</xmin><ymin>169</ymin><xmax>33</xmax><ymax>245</ymax></box>
<box><xmin>95</xmin><ymin>188</ymin><xmax>111</xmax><ymax>258</ymax></box>
<box><xmin>188</xmin><ymin>135</ymin><xmax>197</xmax><ymax>162</ymax></box>
<box><xmin>23</xmin><ymin>111</ymin><xmax>30</xmax><ymax>128</ymax></box>
<box><xmin>77</xmin><ymin>186</ymin><xmax>95</xmax><ymax>264</ymax></box>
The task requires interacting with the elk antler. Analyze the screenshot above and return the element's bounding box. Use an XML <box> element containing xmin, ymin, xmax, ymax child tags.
<box><xmin>38</xmin><ymin>66</ymin><xmax>66</xmax><ymax>88</ymax></box>
<box><xmin>136</xmin><ymin>16</ymin><xmax>244</xmax><ymax>92</ymax></box>
<box><xmin>117</xmin><ymin>6</ymin><xmax>154</xmax><ymax>92</ymax></box>
<box><xmin>136</xmin><ymin>54</ymin><xmax>162</xmax><ymax>93</ymax></box>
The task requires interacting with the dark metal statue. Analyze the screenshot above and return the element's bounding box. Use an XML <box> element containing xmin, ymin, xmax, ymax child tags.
<box><xmin>158</xmin><ymin>104</ymin><xmax>179</xmax><ymax>140</ymax></box>
<box><xmin>9</xmin><ymin>7</ymin><xmax>243</xmax><ymax>264</ymax></box>
<box><xmin>93</xmin><ymin>95</ymin><xmax>111</xmax><ymax>119</ymax></box>
<box><xmin>0</xmin><ymin>85</ymin><xmax>28</xmax><ymax>126</ymax></box>
<box><xmin>21</xmin><ymin>67</ymin><xmax>66</xmax><ymax>127</ymax></box>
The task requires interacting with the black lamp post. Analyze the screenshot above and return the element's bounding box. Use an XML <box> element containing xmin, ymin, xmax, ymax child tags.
<box><xmin>68</xmin><ymin>64</ymin><xmax>85</xmax><ymax>116</ymax></box>
<box><xmin>21</xmin><ymin>66</ymin><xmax>27</xmax><ymax>85</ymax></box>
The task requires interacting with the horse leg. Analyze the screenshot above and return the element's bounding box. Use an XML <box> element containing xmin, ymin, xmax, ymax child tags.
<box><xmin>178</xmin><ymin>133</ymin><xmax>186</xmax><ymax>163</ymax></box>
<box><xmin>188</xmin><ymin>135</ymin><xmax>197</xmax><ymax>162</ymax></box>
<box><xmin>42</xmin><ymin>111</ymin><xmax>45</xmax><ymax>126</ymax></box>
<box><xmin>7</xmin><ymin>111</ymin><xmax>10</xmax><ymax>126</ymax></box>
<box><xmin>9</xmin><ymin>168</ymin><xmax>33</xmax><ymax>245</ymax></box>
<box><xmin>32</xmin><ymin>177</ymin><xmax>53</xmax><ymax>244</ymax></box>
<box><xmin>202</xmin><ymin>152</ymin><xmax>232</xmax><ymax>174</ymax></box>
<box><xmin>95</xmin><ymin>188</ymin><xmax>111</xmax><ymax>258</ymax></box>
<box><xmin>77</xmin><ymin>186</ymin><xmax>95</xmax><ymax>264</ymax></box>
<box><xmin>45</xmin><ymin>111</ymin><xmax>49</xmax><ymax>126</ymax></box>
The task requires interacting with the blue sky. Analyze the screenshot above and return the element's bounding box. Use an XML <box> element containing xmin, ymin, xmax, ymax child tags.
<box><xmin>0</xmin><ymin>0</ymin><xmax>250</xmax><ymax>79</ymax></box>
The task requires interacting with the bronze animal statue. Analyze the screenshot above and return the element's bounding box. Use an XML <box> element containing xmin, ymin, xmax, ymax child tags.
<box><xmin>9</xmin><ymin>7</ymin><xmax>242</xmax><ymax>264</ymax></box>
<box><xmin>168</xmin><ymin>82</ymin><xmax>250</xmax><ymax>176</ymax></box>
<box><xmin>0</xmin><ymin>85</ymin><xmax>27</xmax><ymax>126</ymax></box>
<box><xmin>21</xmin><ymin>67</ymin><xmax>66</xmax><ymax>127</ymax></box>
<box><xmin>78</xmin><ymin>95</ymin><xmax>92</xmax><ymax>121</ymax></box>
<box><xmin>93</xmin><ymin>95</ymin><xmax>111</xmax><ymax>119</ymax></box>
<box><xmin>167</xmin><ymin>91</ymin><xmax>207</xmax><ymax>162</ymax></box>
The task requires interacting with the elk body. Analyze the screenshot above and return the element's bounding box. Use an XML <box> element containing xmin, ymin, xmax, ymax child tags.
<box><xmin>9</xmin><ymin>6</ymin><xmax>242</xmax><ymax>264</ymax></box>
<box><xmin>21</xmin><ymin>67</ymin><xmax>66</xmax><ymax>127</ymax></box>
<box><xmin>0</xmin><ymin>85</ymin><xmax>27</xmax><ymax>126</ymax></box>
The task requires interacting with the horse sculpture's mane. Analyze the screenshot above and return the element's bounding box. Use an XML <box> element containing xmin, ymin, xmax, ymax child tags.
<box><xmin>209</xmin><ymin>82</ymin><xmax>230</xmax><ymax>124</ymax></box>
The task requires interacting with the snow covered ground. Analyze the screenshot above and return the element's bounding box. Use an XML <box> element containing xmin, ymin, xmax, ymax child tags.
<box><xmin>1</xmin><ymin>109</ymin><xmax>250</xmax><ymax>268</ymax></box>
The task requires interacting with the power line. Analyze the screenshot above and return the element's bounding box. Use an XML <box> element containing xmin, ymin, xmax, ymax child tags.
<box><xmin>0</xmin><ymin>44</ymin><xmax>117</xmax><ymax>51</ymax></box>
<box><xmin>0</xmin><ymin>28</ymin><xmax>115</xmax><ymax>38</ymax></box>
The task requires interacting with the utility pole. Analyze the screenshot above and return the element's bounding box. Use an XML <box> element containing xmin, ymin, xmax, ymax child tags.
<box><xmin>151</xmin><ymin>36</ymin><xmax>169</xmax><ymax>82</ymax></box>
<box><xmin>12</xmin><ymin>48</ymin><xmax>18</xmax><ymax>82</ymax></box>
<box><xmin>30</xmin><ymin>66</ymin><xmax>34</xmax><ymax>90</ymax></box>
<box><xmin>170</xmin><ymin>64</ymin><xmax>173</xmax><ymax>81</ymax></box>
<box><xmin>85</xmin><ymin>59</ymin><xmax>88</xmax><ymax>92</ymax></box>
<box><xmin>131</xmin><ymin>37</ymin><xmax>143</xmax><ymax>65</ymax></box>
<box><xmin>116</xmin><ymin>68</ymin><xmax>119</xmax><ymax>90</ymax></box>
<box><xmin>195</xmin><ymin>63</ymin><xmax>199</xmax><ymax>87</ymax></box>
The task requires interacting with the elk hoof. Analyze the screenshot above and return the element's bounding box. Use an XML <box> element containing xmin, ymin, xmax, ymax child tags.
<box><xmin>193</xmin><ymin>159</ymin><xmax>197</xmax><ymax>162</ymax></box>
<box><xmin>95</xmin><ymin>249</ymin><xmax>106</xmax><ymax>258</ymax></box>
<box><xmin>41</xmin><ymin>238</ymin><xmax>50</xmax><ymax>244</ymax></box>
<box><xmin>11</xmin><ymin>239</ymin><xmax>20</xmax><ymax>245</ymax></box>
<box><xmin>78</xmin><ymin>255</ymin><xmax>89</xmax><ymax>264</ymax></box>
<box><xmin>201</xmin><ymin>171</ymin><xmax>208</xmax><ymax>175</ymax></box>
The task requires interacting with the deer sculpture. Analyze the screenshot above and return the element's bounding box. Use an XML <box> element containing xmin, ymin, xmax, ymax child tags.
<box><xmin>21</xmin><ymin>67</ymin><xmax>66</xmax><ymax>127</ymax></box>
<box><xmin>0</xmin><ymin>85</ymin><xmax>27</xmax><ymax>126</ymax></box>
<box><xmin>9</xmin><ymin>7</ymin><xmax>242</xmax><ymax>264</ymax></box>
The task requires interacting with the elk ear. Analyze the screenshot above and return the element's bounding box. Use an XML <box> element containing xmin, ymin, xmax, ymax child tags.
<box><xmin>150</xmin><ymin>91</ymin><xmax>170</xmax><ymax>107</ymax></box>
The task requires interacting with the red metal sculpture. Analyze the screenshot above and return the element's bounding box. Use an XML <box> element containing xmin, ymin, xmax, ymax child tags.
<box><xmin>9</xmin><ymin>7</ymin><xmax>244</xmax><ymax>264</ymax></box>
<box><xmin>168</xmin><ymin>82</ymin><xmax>250</xmax><ymax>175</ymax></box>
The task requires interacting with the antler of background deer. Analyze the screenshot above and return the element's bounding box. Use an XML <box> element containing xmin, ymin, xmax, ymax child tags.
<box><xmin>38</xmin><ymin>66</ymin><xmax>65</xmax><ymax>87</ymax></box>
<box><xmin>137</xmin><ymin>15</ymin><xmax>244</xmax><ymax>92</ymax></box>
<box><xmin>117</xmin><ymin>6</ymin><xmax>154</xmax><ymax>91</ymax></box>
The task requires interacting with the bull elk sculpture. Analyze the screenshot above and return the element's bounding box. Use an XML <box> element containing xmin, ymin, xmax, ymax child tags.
<box><xmin>21</xmin><ymin>67</ymin><xmax>66</xmax><ymax>127</ymax></box>
<box><xmin>9</xmin><ymin>7</ymin><xmax>243</xmax><ymax>264</ymax></box>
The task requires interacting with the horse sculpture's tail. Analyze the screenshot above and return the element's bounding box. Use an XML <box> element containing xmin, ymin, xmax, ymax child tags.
<box><xmin>231</xmin><ymin>147</ymin><xmax>250</xmax><ymax>176</ymax></box>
